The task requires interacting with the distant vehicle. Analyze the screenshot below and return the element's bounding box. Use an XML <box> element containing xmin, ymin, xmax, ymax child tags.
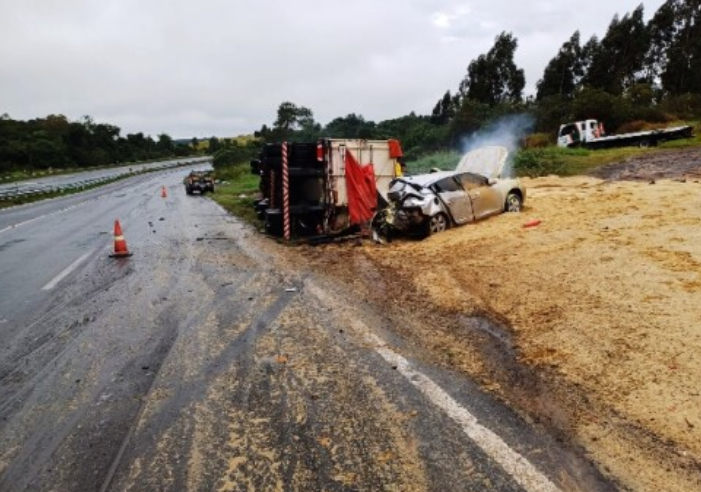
<box><xmin>183</xmin><ymin>170</ymin><xmax>214</xmax><ymax>195</ymax></box>
<box><xmin>374</xmin><ymin>146</ymin><xmax>525</xmax><ymax>238</ymax></box>
<box><xmin>557</xmin><ymin>119</ymin><xmax>694</xmax><ymax>149</ymax></box>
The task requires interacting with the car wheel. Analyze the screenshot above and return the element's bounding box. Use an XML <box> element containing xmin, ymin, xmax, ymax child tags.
<box><xmin>425</xmin><ymin>213</ymin><xmax>448</xmax><ymax>236</ymax></box>
<box><xmin>505</xmin><ymin>192</ymin><xmax>522</xmax><ymax>212</ymax></box>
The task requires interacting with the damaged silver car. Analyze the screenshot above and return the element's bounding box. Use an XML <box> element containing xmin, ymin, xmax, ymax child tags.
<box><xmin>374</xmin><ymin>146</ymin><xmax>525</xmax><ymax>238</ymax></box>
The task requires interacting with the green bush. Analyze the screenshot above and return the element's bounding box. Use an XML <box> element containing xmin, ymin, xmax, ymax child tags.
<box><xmin>513</xmin><ymin>147</ymin><xmax>589</xmax><ymax>177</ymax></box>
<box><xmin>533</xmin><ymin>95</ymin><xmax>573</xmax><ymax>133</ymax></box>
<box><xmin>572</xmin><ymin>88</ymin><xmax>633</xmax><ymax>131</ymax></box>
<box><xmin>659</xmin><ymin>94</ymin><xmax>701</xmax><ymax>120</ymax></box>
<box><xmin>214</xmin><ymin>162</ymin><xmax>250</xmax><ymax>182</ymax></box>
<box><xmin>405</xmin><ymin>150</ymin><xmax>461</xmax><ymax>174</ymax></box>
<box><xmin>523</xmin><ymin>133</ymin><xmax>553</xmax><ymax>148</ymax></box>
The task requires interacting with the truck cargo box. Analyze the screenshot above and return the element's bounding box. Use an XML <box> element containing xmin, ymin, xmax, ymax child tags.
<box><xmin>251</xmin><ymin>138</ymin><xmax>403</xmax><ymax>239</ymax></box>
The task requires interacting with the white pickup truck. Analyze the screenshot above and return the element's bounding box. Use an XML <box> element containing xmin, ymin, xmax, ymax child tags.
<box><xmin>557</xmin><ymin>119</ymin><xmax>694</xmax><ymax>149</ymax></box>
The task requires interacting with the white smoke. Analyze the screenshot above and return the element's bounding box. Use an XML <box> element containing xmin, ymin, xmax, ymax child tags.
<box><xmin>458</xmin><ymin>114</ymin><xmax>535</xmax><ymax>177</ymax></box>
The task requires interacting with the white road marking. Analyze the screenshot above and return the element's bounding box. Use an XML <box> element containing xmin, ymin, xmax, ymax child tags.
<box><xmin>0</xmin><ymin>200</ymin><xmax>93</xmax><ymax>235</ymax></box>
<box><xmin>41</xmin><ymin>252</ymin><xmax>92</xmax><ymax>291</ymax></box>
<box><xmin>307</xmin><ymin>282</ymin><xmax>562</xmax><ymax>492</ymax></box>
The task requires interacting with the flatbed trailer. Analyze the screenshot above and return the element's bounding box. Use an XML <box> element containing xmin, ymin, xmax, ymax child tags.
<box><xmin>558</xmin><ymin>120</ymin><xmax>694</xmax><ymax>149</ymax></box>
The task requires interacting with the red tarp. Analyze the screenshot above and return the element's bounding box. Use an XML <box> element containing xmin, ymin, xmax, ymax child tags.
<box><xmin>345</xmin><ymin>150</ymin><xmax>377</xmax><ymax>225</ymax></box>
<box><xmin>388</xmin><ymin>139</ymin><xmax>403</xmax><ymax>158</ymax></box>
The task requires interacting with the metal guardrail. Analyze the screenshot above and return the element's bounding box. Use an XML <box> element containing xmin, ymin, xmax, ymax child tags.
<box><xmin>0</xmin><ymin>158</ymin><xmax>211</xmax><ymax>201</ymax></box>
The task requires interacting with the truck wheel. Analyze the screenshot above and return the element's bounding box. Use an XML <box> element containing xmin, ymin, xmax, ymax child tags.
<box><xmin>504</xmin><ymin>192</ymin><xmax>523</xmax><ymax>212</ymax></box>
<box><xmin>424</xmin><ymin>213</ymin><xmax>448</xmax><ymax>236</ymax></box>
<box><xmin>638</xmin><ymin>140</ymin><xmax>650</xmax><ymax>148</ymax></box>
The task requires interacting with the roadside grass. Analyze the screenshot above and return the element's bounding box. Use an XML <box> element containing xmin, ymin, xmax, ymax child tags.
<box><xmin>513</xmin><ymin>146</ymin><xmax>621</xmax><ymax>177</ymax></box>
<box><xmin>407</xmin><ymin>146</ymin><xmax>633</xmax><ymax>177</ymax></box>
<box><xmin>406</xmin><ymin>150</ymin><xmax>461</xmax><ymax>174</ymax></box>
<box><xmin>514</xmin><ymin>128</ymin><xmax>700</xmax><ymax>177</ymax></box>
<box><xmin>207</xmin><ymin>122</ymin><xmax>701</xmax><ymax>221</ymax></box>
<box><xmin>209</xmin><ymin>164</ymin><xmax>261</xmax><ymax>226</ymax></box>
<box><xmin>404</xmin><ymin>120</ymin><xmax>701</xmax><ymax>178</ymax></box>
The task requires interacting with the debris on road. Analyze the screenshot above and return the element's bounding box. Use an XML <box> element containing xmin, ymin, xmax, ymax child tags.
<box><xmin>523</xmin><ymin>218</ymin><xmax>541</xmax><ymax>228</ymax></box>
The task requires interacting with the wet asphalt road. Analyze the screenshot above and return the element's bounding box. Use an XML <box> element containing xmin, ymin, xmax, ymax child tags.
<box><xmin>0</xmin><ymin>167</ymin><xmax>617</xmax><ymax>491</ymax></box>
<box><xmin>0</xmin><ymin>157</ymin><xmax>210</xmax><ymax>198</ymax></box>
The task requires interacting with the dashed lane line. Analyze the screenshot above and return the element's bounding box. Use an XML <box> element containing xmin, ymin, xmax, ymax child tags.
<box><xmin>41</xmin><ymin>252</ymin><xmax>92</xmax><ymax>291</ymax></box>
<box><xmin>0</xmin><ymin>200</ymin><xmax>95</xmax><ymax>236</ymax></box>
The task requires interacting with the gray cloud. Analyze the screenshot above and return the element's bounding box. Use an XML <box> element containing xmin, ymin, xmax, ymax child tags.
<box><xmin>0</xmin><ymin>0</ymin><xmax>665</xmax><ymax>138</ymax></box>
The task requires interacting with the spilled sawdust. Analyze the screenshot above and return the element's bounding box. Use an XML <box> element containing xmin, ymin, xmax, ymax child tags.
<box><xmin>215</xmin><ymin>302</ymin><xmax>429</xmax><ymax>492</ymax></box>
<box><xmin>298</xmin><ymin>174</ymin><xmax>701</xmax><ymax>492</ymax></box>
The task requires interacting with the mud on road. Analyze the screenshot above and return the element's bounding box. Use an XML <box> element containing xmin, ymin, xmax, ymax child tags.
<box><xmin>296</xmin><ymin>147</ymin><xmax>701</xmax><ymax>492</ymax></box>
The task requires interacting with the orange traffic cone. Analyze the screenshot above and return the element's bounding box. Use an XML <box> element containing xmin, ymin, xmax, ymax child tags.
<box><xmin>161</xmin><ymin>186</ymin><xmax>168</xmax><ymax>198</ymax></box>
<box><xmin>110</xmin><ymin>219</ymin><xmax>132</xmax><ymax>257</ymax></box>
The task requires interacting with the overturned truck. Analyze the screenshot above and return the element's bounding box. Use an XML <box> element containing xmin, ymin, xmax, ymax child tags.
<box><xmin>250</xmin><ymin>139</ymin><xmax>403</xmax><ymax>239</ymax></box>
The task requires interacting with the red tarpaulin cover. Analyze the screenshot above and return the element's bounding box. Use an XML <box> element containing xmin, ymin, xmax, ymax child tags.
<box><xmin>388</xmin><ymin>139</ymin><xmax>403</xmax><ymax>158</ymax></box>
<box><xmin>345</xmin><ymin>150</ymin><xmax>377</xmax><ymax>225</ymax></box>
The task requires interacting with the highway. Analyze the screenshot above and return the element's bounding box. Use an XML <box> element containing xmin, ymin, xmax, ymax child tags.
<box><xmin>0</xmin><ymin>164</ymin><xmax>616</xmax><ymax>492</ymax></box>
<box><xmin>0</xmin><ymin>157</ymin><xmax>210</xmax><ymax>200</ymax></box>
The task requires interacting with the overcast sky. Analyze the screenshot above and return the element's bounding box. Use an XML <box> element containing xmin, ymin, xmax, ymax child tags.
<box><xmin>0</xmin><ymin>0</ymin><xmax>666</xmax><ymax>139</ymax></box>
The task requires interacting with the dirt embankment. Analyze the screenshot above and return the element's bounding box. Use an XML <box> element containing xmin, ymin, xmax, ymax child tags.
<box><xmin>299</xmin><ymin>148</ymin><xmax>701</xmax><ymax>492</ymax></box>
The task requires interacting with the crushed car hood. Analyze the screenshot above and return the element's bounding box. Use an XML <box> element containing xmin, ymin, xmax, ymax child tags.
<box><xmin>455</xmin><ymin>146</ymin><xmax>509</xmax><ymax>179</ymax></box>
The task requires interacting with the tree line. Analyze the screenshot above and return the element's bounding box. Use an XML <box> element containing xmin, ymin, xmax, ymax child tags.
<box><xmin>0</xmin><ymin>113</ymin><xmax>196</xmax><ymax>174</ymax></box>
<box><xmin>246</xmin><ymin>0</ymin><xmax>700</xmax><ymax>162</ymax></box>
<box><xmin>5</xmin><ymin>1</ymin><xmax>700</xmax><ymax>173</ymax></box>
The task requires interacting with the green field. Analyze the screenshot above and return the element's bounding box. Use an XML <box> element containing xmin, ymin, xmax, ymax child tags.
<box><xmin>406</xmin><ymin>122</ymin><xmax>701</xmax><ymax>178</ymax></box>
<box><xmin>209</xmin><ymin>164</ymin><xmax>261</xmax><ymax>226</ymax></box>
<box><xmin>513</xmin><ymin>127</ymin><xmax>700</xmax><ymax>176</ymax></box>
